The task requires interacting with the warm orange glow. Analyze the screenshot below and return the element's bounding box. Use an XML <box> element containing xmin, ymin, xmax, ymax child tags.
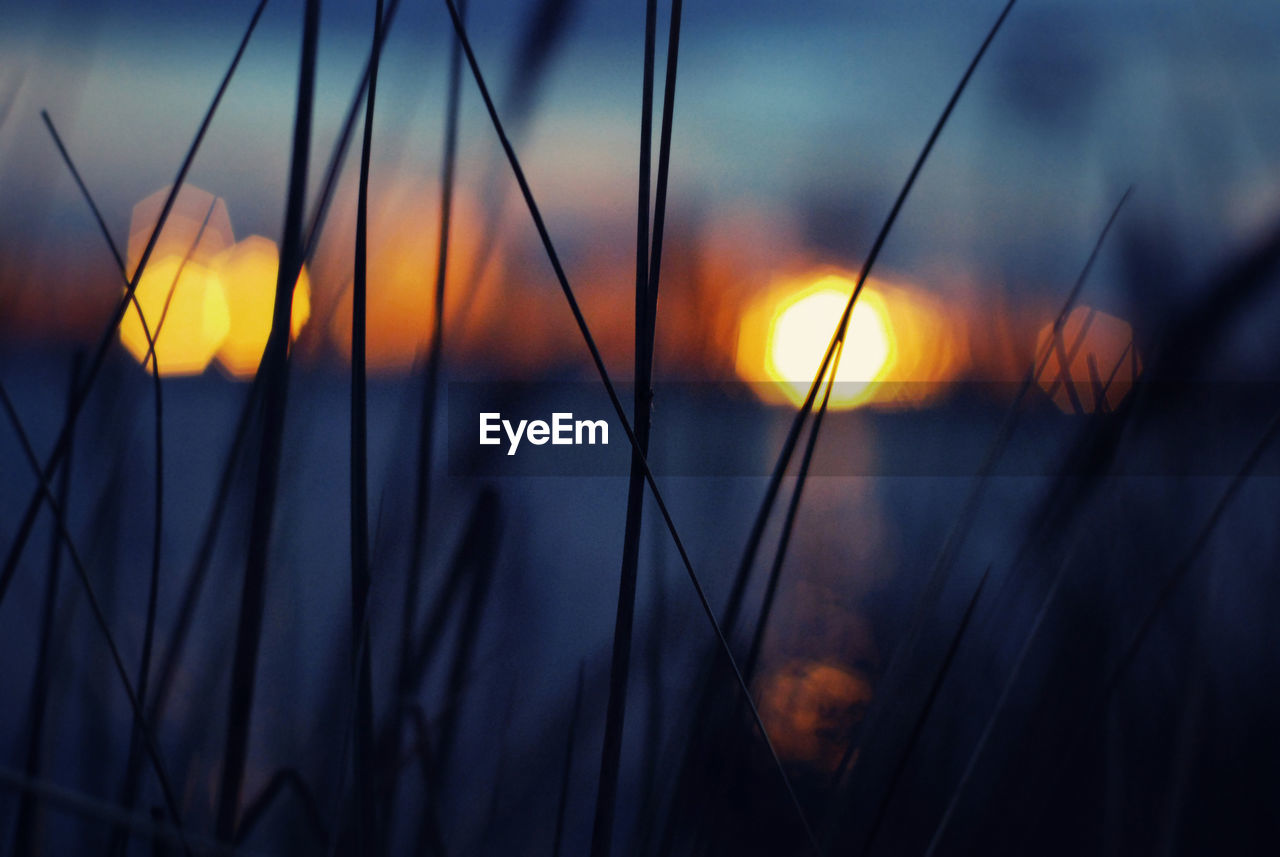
<box><xmin>213</xmin><ymin>236</ymin><xmax>311</xmax><ymax>377</ymax></box>
<box><xmin>778</xmin><ymin>280</ymin><xmax>892</xmax><ymax>408</ymax></box>
<box><xmin>756</xmin><ymin>660</ymin><xmax>872</xmax><ymax>771</ymax></box>
<box><xmin>323</xmin><ymin>179</ymin><xmax>498</xmax><ymax>373</ymax></box>
<box><xmin>736</xmin><ymin>271</ymin><xmax>967</xmax><ymax>409</ymax></box>
<box><xmin>119</xmin><ymin>255</ymin><xmax>230</xmax><ymax>375</ymax></box>
<box><xmin>1035</xmin><ymin>305</ymin><xmax>1140</xmax><ymax>414</ymax></box>
<box><xmin>118</xmin><ymin>184</ymin><xmax>238</xmax><ymax>375</ymax></box>
<box><xmin>737</xmin><ymin>275</ymin><xmax>893</xmax><ymax>410</ymax></box>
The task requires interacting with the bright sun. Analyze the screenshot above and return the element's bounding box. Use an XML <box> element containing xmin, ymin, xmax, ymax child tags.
<box><xmin>764</xmin><ymin>276</ymin><xmax>895</xmax><ymax>409</ymax></box>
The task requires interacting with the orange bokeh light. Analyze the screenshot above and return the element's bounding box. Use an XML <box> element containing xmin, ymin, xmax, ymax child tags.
<box><xmin>1034</xmin><ymin>305</ymin><xmax>1140</xmax><ymax>414</ymax></box>
<box><xmin>119</xmin><ymin>255</ymin><xmax>230</xmax><ymax>376</ymax></box>
<box><xmin>213</xmin><ymin>236</ymin><xmax>311</xmax><ymax>377</ymax></box>
<box><xmin>756</xmin><ymin>660</ymin><xmax>872</xmax><ymax>771</ymax></box>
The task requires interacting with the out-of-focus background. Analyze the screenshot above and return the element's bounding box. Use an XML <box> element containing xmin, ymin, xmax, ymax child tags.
<box><xmin>3</xmin><ymin>0</ymin><xmax>1280</xmax><ymax>854</ymax></box>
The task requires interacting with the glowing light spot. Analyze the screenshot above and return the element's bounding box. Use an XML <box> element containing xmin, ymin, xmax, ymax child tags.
<box><xmin>1034</xmin><ymin>305</ymin><xmax>1140</xmax><ymax>414</ymax></box>
<box><xmin>323</xmin><ymin>180</ymin><xmax>495</xmax><ymax>373</ymax></box>
<box><xmin>757</xmin><ymin>661</ymin><xmax>872</xmax><ymax>771</ymax></box>
<box><xmin>768</xmin><ymin>279</ymin><xmax>893</xmax><ymax>408</ymax></box>
<box><xmin>212</xmin><ymin>236</ymin><xmax>312</xmax><ymax>378</ymax></box>
<box><xmin>737</xmin><ymin>275</ymin><xmax>894</xmax><ymax>410</ymax></box>
<box><xmin>128</xmin><ymin>185</ymin><xmax>233</xmax><ymax>278</ymax></box>
<box><xmin>119</xmin><ymin>256</ymin><xmax>230</xmax><ymax>376</ymax></box>
<box><xmin>736</xmin><ymin>271</ymin><xmax>971</xmax><ymax>409</ymax></box>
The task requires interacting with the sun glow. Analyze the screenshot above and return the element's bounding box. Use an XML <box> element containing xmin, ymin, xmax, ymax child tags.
<box><xmin>737</xmin><ymin>274</ymin><xmax>896</xmax><ymax>410</ymax></box>
<box><xmin>736</xmin><ymin>271</ymin><xmax>969</xmax><ymax>410</ymax></box>
<box><xmin>769</xmin><ymin>279</ymin><xmax>893</xmax><ymax>409</ymax></box>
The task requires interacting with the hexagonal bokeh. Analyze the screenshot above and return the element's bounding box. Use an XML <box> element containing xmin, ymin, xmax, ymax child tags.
<box><xmin>212</xmin><ymin>235</ymin><xmax>312</xmax><ymax>377</ymax></box>
<box><xmin>127</xmin><ymin>184</ymin><xmax>233</xmax><ymax>279</ymax></box>
<box><xmin>119</xmin><ymin>255</ymin><xmax>230</xmax><ymax>375</ymax></box>
<box><xmin>1035</xmin><ymin>305</ymin><xmax>1141</xmax><ymax>414</ymax></box>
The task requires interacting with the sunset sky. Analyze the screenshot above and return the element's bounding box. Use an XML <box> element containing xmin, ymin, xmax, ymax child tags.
<box><xmin>4</xmin><ymin>0</ymin><xmax>1278</xmax><ymax>379</ymax></box>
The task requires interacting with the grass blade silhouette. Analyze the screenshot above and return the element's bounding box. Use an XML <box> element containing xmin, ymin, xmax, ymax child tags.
<box><xmin>927</xmin><ymin>409</ymin><xmax>1280</xmax><ymax>856</ymax></box>
<box><xmin>350</xmin><ymin>0</ymin><xmax>384</xmax><ymax>849</ymax></box>
<box><xmin>647</xmin><ymin>0</ymin><xmax>682</xmax><ymax>309</ymax></box>
<box><xmin>0</xmin><ymin>765</ymin><xmax>237</xmax><ymax>857</ymax></box>
<box><xmin>660</xmin><ymin>4</ymin><xmax>1019</xmax><ymax>846</ymax></box>
<box><xmin>300</xmin><ymin>0</ymin><xmax>406</xmax><ymax>266</ymax></box>
<box><xmin>851</xmin><ymin>566</ymin><xmax>991</xmax><ymax>857</ymax></box>
<box><xmin>37</xmin><ymin>113</ymin><xmax>189</xmax><ymax>855</ymax></box>
<box><xmin>0</xmin><ymin>383</ymin><xmax>190</xmax><ymax>854</ymax></box>
<box><xmin>400</xmin><ymin>0</ymin><xmax>467</xmax><ymax>716</ymax></box>
<box><xmin>592</xmin><ymin>0</ymin><xmax>659</xmax><ymax>852</ymax></box>
<box><xmin>234</xmin><ymin>768</ymin><xmax>329</xmax><ymax>848</ymax></box>
<box><xmin>723</xmin><ymin>0</ymin><xmax>1019</xmax><ymax>639</ymax></box>
<box><xmin>412</xmin><ymin>488</ymin><xmax>502</xmax><ymax>854</ymax></box>
<box><xmin>405</xmin><ymin>708</ymin><xmax>448</xmax><ymax>856</ymax></box>
<box><xmin>743</xmin><ymin>346</ymin><xmax>840</xmax><ymax>684</ymax></box>
<box><xmin>9</xmin><ymin>354</ymin><xmax>80</xmax><ymax>857</ymax></box>
<box><xmin>441</xmin><ymin>0</ymin><xmax>820</xmax><ymax>848</ymax></box>
<box><xmin>825</xmin><ymin>188</ymin><xmax>1132</xmax><ymax>852</ymax></box>
<box><xmin>149</xmin><ymin>5</ymin><xmax>412</xmax><ymax>741</ymax></box>
<box><xmin>554</xmin><ymin>665</ymin><xmax>586</xmax><ymax>857</ymax></box>
<box><xmin>0</xmin><ymin>0</ymin><xmax>269</xmax><ymax>599</ymax></box>
<box><xmin>147</xmin><ymin>372</ymin><xmax>263</xmax><ymax>727</ymax></box>
<box><xmin>215</xmin><ymin>0</ymin><xmax>319</xmax><ymax>839</ymax></box>
<box><xmin>113</xmin><ymin>202</ymin><xmax>228</xmax><ymax>857</ymax></box>
<box><xmin>36</xmin><ymin>129</ymin><xmax>200</xmax><ymax>819</ymax></box>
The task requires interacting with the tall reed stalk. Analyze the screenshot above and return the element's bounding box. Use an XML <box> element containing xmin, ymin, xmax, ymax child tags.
<box><xmin>215</xmin><ymin>0</ymin><xmax>319</xmax><ymax>839</ymax></box>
